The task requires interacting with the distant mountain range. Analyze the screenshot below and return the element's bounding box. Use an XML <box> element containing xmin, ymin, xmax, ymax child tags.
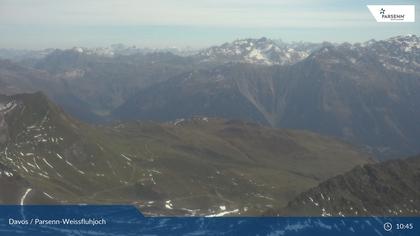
<box><xmin>197</xmin><ymin>37</ymin><xmax>322</xmax><ymax>65</ymax></box>
<box><xmin>0</xmin><ymin>35</ymin><xmax>419</xmax><ymax>160</ymax></box>
<box><xmin>0</xmin><ymin>45</ymin><xmax>198</xmax><ymax>62</ymax></box>
<box><xmin>114</xmin><ymin>35</ymin><xmax>420</xmax><ymax>159</ymax></box>
<box><xmin>0</xmin><ymin>92</ymin><xmax>371</xmax><ymax>215</ymax></box>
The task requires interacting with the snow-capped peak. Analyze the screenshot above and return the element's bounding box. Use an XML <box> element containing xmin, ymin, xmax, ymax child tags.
<box><xmin>71</xmin><ymin>47</ymin><xmax>84</xmax><ymax>53</ymax></box>
<box><xmin>198</xmin><ymin>38</ymin><xmax>319</xmax><ymax>65</ymax></box>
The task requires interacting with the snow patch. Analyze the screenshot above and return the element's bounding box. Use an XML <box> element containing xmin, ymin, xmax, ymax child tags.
<box><xmin>206</xmin><ymin>209</ymin><xmax>239</xmax><ymax>217</ymax></box>
<box><xmin>165</xmin><ymin>200</ymin><xmax>173</xmax><ymax>209</ymax></box>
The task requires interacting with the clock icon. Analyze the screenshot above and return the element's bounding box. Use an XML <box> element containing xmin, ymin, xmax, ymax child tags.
<box><xmin>384</xmin><ymin>222</ymin><xmax>392</xmax><ymax>232</ymax></box>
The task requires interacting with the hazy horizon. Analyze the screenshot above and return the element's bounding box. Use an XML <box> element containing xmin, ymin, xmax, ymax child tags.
<box><xmin>0</xmin><ymin>33</ymin><xmax>419</xmax><ymax>51</ymax></box>
<box><xmin>0</xmin><ymin>0</ymin><xmax>419</xmax><ymax>49</ymax></box>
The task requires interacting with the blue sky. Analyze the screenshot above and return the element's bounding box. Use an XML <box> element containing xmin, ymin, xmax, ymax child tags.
<box><xmin>0</xmin><ymin>0</ymin><xmax>419</xmax><ymax>49</ymax></box>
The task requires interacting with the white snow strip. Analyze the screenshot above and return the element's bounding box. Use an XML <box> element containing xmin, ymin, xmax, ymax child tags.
<box><xmin>20</xmin><ymin>188</ymin><xmax>32</xmax><ymax>206</ymax></box>
<box><xmin>63</xmin><ymin>160</ymin><xmax>85</xmax><ymax>175</ymax></box>
<box><xmin>43</xmin><ymin>192</ymin><xmax>54</xmax><ymax>199</ymax></box>
<box><xmin>38</xmin><ymin>173</ymin><xmax>49</xmax><ymax>179</ymax></box>
<box><xmin>3</xmin><ymin>171</ymin><xmax>13</xmax><ymax>177</ymax></box>
<box><xmin>65</xmin><ymin>160</ymin><xmax>74</xmax><ymax>167</ymax></box>
<box><xmin>21</xmin><ymin>165</ymin><xmax>29</xmax><ymax>173</ymax></box>
<box><xmin>33</xmin><ymin>158</ymin><xmax>41</xmax><ymax>170</ymax></box>
<box><xmin>206</xmin><ymin>209</ymin><xmax>239</xmax><ymax>217</ymax></box>
<box><xmin>121</xmin><ymin>154</ymin><xmax>132</xmax><ymax>162</ymax></box>
<box><xmin>150</xmin><ymin>177</ymin><xmax>156</xmax><ymax>185</ymax></box>
<box><xmin>27</xmin><ymin>125</ymin><xmax>37</xmax><ymax>130</ymax></box>
<box><xmin>173</xmin><ymin>119</ymin><xmax>185</xmax><ymax>126</ymax></box>
<box><xmin>27</xmin><ymin>163</ymin><xmax>36</xmax><ymax>169</ymax></box>
<box><xmin>43</xmin><ymin>158</ymin><xmax>54</xmax><ymax>168</ymax></box>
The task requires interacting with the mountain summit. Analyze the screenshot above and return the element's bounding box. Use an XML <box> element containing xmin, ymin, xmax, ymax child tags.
<box><xmin>198</xmin><ymin>37</ymin><xmax>320</xmax><ymax>65</ymax></box>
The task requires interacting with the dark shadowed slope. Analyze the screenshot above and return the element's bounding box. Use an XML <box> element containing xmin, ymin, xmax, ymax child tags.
<box><xmin>267</xmin><ymin>155</ymin><xmax>420</xmax><ymax>216</ymax></box>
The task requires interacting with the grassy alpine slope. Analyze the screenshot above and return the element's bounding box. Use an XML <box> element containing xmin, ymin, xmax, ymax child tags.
<box><xmin>0</xmin><ymin>92</ymin><xmax>372</xmax><ymax>216</ymax></box>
